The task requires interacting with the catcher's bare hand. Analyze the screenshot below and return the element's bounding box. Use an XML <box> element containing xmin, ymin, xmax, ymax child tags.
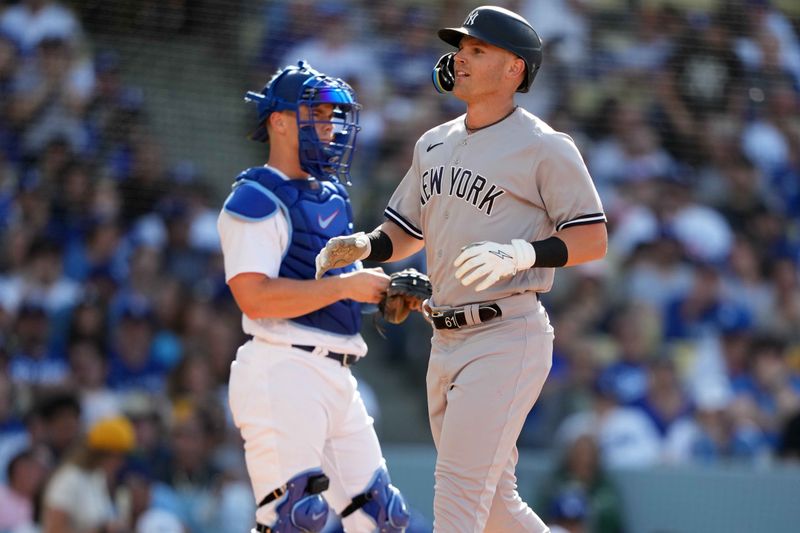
<box><xmin>338</xmin><ymin>267</ymin><xmax>390</xmax><ymax>304</ymax></box>
<box><xmin>315</xmin><ymin>232</ymin><xmax>371</xmax><ymax>279</ymax></box>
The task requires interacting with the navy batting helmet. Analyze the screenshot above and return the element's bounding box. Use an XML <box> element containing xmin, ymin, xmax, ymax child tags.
<box><xmin>435</xmin><ymin>5</ymin><xmax>543</xmax><ymax>93</ymax></box>
<box><xmin>244</xmin><ymin>61</ymin><xmax>361</xmax><ymax>183</ymax></box>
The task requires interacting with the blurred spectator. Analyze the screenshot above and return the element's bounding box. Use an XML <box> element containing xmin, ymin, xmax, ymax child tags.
<box><xmin>253</xmin><ymin>0</ymin><xmax>318</xmax><ymax>78</ymax></box>
<box><xmin>148</xmin><ymin>277</ymin><xmax>184</xmax><ymax>370</ymax></box>
<box><xmin>0</xmin><ymin>31</ymin><xmax>19</xmax><ymax>163</ymax></box>
<box><xmin>118</xmin><ymin>459</ymin><xmax>186</xmax><ymax>533</ymax></box>
<box><xmin>113</xmin><ymin>245</ymin><xmax>163</xmax><ymax>308</ymax></box>
<box><xmin>166</xmin><ymin>352</ymin><xmax>214</xmax><ymax>405</ymax></box>
<box><xmin>659</xmin><ymin>178</ymin><xmax>734</xmax><ymax>266</ymax></box>
<box><xmin>687</xmin><ymin>302</ymin><xmax>756</xmax><ymax>404</ymax></box>
<box><xmin>555</xmin><ymin>374</ymin><xmax>662</xmax><ymax>469</ymax></box>
<box><xmin>123</xmin><ymin>394</ymin><xmax>171</xmax><ymax>485</ymax></box>
<box><xmin>520</xmin><ymin>333</ymin><xmax>601</xmax><ymax>449</ymax></box>
<box><xmin>731</xmin><ymin>335</ymin><xmax>800</xmax><ymax>442</ymax></box>
<box><xmin>9</xmin><ymin>34</ymin><xmax>94</xmax><ymax>156</ymax></box>
<box><xmin>48</xmin><ymin>160</ymin><xmax>95</xmax><ymax>243</ymax></box>
<box><xmin>0</xmin><ymin>0</ymin><xmax>82</xmax><ymax>54</ymax></box>
<box><xmin>719</xmin><ymin>234</ymin><xmax>773</xmax><ymax>328</ymax></box>
<box><xmin>64</xmin><ymin>292</ymin><xmax>108</xmax><ymax>347</ymax></box>
<box><xmin>664</xmin><ymin>379</ymin><xmax>770</xmax><ymax>464</ymax></box>
<box><xmin>64</xmin><ymin>215</ymin><xmax>121</xmax><ymax>282</ymax></box>
<box><xmin>202</xmin><ymin>311</ymin><xmax>241</xmax><ymax>395</ymax></box>
<box><xmin>375</xmin><ymin>6</ymin><xmax>439</xmax><ymax>100</ymax></box>
<box><xmin>631</xmin><ymin>359</ymin><xmax>693</xmax><ymax>437</ymax></box>
<box><xmin>765</xmin><ymin>257</ymin><xmax>800</xmax><ymax>341</ymax></box>
<box><xmin>158</xmin><ymin>401</ymin><xmax>252</xmax><ymax>533</ymax></box>
<box><xmin>653</xmin><ymin>12</ymin><xmax>745</xmax><ymax>164</ymax></box>
<box><xmin>587</xmin><ymin>99</ymin><xmax>677</xmax><ymax>191</ymax></box>
<box><xmin>1</xmin><ymin>236</ymin><xmax>82</xmax><ymax>316</ymax></box>
<box><xmin>609</xmin><ymin>4</ymin><xmax>680</xmax><ymax>77</ymax></box>
<box><xmin>520</xmin><ymin>0</ymin><xmax>589</xmax><ymax>69</ymax></box>
<box><xmin>597</xmin><ymin>304</ymin><xmax>659</xmax><ymax>405</ymax></box>
<box><xmin>741</xmin><ymin>76</ymin><xmax>798</xmax><ymax>179</ymax></box>
<box><xmin>731</xmin><ymin>0</ymin><xmax>800</xmax><ymax>87</ymax></box>
<box><xmin>159</xmin><ymin>196</ymin><xmax>212</xmax><ymax>287</ymax></box>
<box><xmin>619</xmin><ymin>236</ymin><xmax>694</xmax><ymax>314</ymax></box>
<box><xmin>0</xmin><ymin>373</ymin><xmax>27</xmax><ymax>480</ymax></box>
<box><xmin>32</xmin><ymin>390</ymin><xmax>81</xmax><ymax>463</ymax></box>
<box><xmin>7</xmin><ymin>299</ymin><xmax>69</xmax><ymax>387</ymax></box>
<box><xmin>0</xmin><ymin>446</ymin><xmax>51</xmax><ymax>531</ymax></box>
<box><xmin>537</xmin><ymin>434</ymin><xmax>625</xmax><ymax>533</ymax></box>
<box><xmin>135</xmin><ymin>508</ymin><xmax>185</xmax><ymax>533</ymax></box>
<box><xmin>663</xmin><ymin>262</ymin><xmax>750</xmax><ymax>341</ymax></box>
<box><xmin>41</xmin><ymin>415</ymin><xmax>136</xmax><ymax>533</ymax></box>
<box><xmin>545</xmin><ymin>486</ymin><xmax>589</xmax><ymax>533</ymax></box>
<box><xmin>116</xmin><ymin>136</ymin><xmax>169</xmax><ymax>226</ymax></box>
<box><xmin>279</xmin><ymin>2</ymin><xmax>385</xmax><ymax>106</ymax></box>
<box><xmin>67</xmin><ymin>337</ymin><xmax>121</xmax><ymax>427</ymax></box>
<box><xmin>106</xmin><ymin>295</ymin><xmax>166</xmax><ymax>393</ymax></box>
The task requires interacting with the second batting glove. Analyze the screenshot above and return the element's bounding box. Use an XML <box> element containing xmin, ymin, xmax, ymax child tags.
<box><xmin>453</xmin><ymin>239</ymin><xmax>536</xmax><ymax>291</ymax></box>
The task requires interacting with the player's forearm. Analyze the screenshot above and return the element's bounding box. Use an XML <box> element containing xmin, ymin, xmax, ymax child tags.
<box><xmin>378</xmin><ymin>221</ymin><xmax>425</xmax><ymax>262</ymax></box>
<box><xmin>230</xmin><ymin>274</ymin><xmax>349</xmax><ymax>320</ymax></box>
<box><xmin>553</xmin><ymin>223</ymin><xmax>608</xmax><ymax>266</ymax></box>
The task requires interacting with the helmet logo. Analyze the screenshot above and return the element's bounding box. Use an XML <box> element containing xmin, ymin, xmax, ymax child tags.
<box><xmin>464</xmin><ymin>10</ymin><xmax>479</xmax><ymax>26</ymax></box>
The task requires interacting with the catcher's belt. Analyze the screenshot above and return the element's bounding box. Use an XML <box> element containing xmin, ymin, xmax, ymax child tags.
<box><xmin>247</xmin><ymin>337</ymin><xmax>361</xmax><ymax>367</ymax></box>
<box><xmin>292</xmin><ymin>344</ymin><xmax>360</xmax><ymax>367</ymax></box>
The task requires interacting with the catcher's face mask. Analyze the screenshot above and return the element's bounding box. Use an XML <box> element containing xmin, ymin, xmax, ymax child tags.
<box><xmin>244</xmin><ymin>61</ymin><xmax>361</xmax><ymax>184</ymax></box>
<box><xmin>296</xmin><ymin>75</ymin><xmax>361</xmax><ymax>184</ymax></box>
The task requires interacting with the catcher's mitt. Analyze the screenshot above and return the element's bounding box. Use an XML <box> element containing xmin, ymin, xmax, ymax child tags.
<box><xmin>378</xmin><ymin>268</ymin><xmax>432</xmax><ymax>325</ymax></box>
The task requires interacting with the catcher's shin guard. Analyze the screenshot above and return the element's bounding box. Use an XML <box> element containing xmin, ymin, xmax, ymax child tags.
<box><xmin>255</xmin><ymin>469</ymin><xmax>330</xmax><ymax>532</ymax></box>
<box><xmin>341</xmin><ymin>466</ymin><xmax>410</xmax><ymax>532</ymax></box>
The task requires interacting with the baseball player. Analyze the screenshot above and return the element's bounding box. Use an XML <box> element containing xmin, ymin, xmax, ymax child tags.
<box><xmin>218</xmin><ymin>61</ymin><xmax>409</xmax><ymax>533</ymax></box>
<box><xmin>315</xmin><ymin>6</ymin><xmax>607</xmax><ymax>532</ymax></box>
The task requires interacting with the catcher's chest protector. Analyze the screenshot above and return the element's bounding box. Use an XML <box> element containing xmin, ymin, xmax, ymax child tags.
<box><xmin>234</xmin><ymin>167</ymin><xmax>361</xmax><ymax>335</ymax></box>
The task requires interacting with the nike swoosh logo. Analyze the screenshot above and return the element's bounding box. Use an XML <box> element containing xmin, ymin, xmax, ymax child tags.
<box><xmin>318</xmin><ymin>210</ymin><xmax>339</xmax><ymax>229</ymax></box>
<box><xmin>426</xmin><ymin>142</ymin><xmax>444</xmax><ymax>152</ymax></box>
<box><xmin>311</xmin><ymin>511</ymin><xmax>326</xmax><ymax>521</ymax></box>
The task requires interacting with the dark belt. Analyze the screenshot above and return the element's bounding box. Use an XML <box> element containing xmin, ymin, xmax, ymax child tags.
<box><xmin>292</xmin><ymin>344</ymin><xmax>360</xmax><ymax>367</ymax></box>
<box><xmin>430</xmin><ymin>303</ymin><xmax>502</xmax><ymax>330</ymax></box>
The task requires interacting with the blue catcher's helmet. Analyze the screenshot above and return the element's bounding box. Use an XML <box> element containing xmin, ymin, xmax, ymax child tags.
<box><xmin>244</xmin><ymin>60</ymin><xmax>361</xmax><ymax>184</ymax></box>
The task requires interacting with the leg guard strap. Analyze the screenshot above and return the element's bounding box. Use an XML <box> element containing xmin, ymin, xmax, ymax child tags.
<box><xmin>255</xmin><ymin>470</ymin><xmax>331</xmax><ymax>533</ymax></box>
<box><xmin>342</xmin><ymin>467</ymin><xmax>410</xmax><ymax>532</ymax></box>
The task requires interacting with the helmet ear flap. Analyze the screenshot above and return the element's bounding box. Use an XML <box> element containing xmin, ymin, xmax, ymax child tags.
<box><xmin>432</xmin><ymin>52</ymin><xmax>456</xmax><ymax>93</ymax></box>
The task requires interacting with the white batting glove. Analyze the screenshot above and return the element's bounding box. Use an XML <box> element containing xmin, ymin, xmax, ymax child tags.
<box><xmin>453</xmin><ymin>239</ymin><xmax>536</xmax><ymax>291</ymax></box>
<box><xmin>315</xmin><ymin>232</ymin><xmax>371</xmax><ymax>279</ymax></box>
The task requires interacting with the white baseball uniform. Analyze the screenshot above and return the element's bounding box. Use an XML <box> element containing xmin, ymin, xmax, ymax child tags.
<box><xmin>385</xmin><ymin>107</ymin><xmax>606</xmax><ymax>532</ymax></box>
<box><xmin>218</xmin><ymin>181</ymin><xmax>386</xmax><ymax>533</ymax></box>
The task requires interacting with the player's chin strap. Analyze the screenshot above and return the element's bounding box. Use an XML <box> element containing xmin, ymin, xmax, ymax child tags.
<box><xmin>341</xmin><ymin>467</ymin><xmax>410</xmax><ymax>532</ymax></box>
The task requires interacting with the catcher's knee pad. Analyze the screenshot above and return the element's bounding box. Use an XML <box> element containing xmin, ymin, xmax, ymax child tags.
<box><xmin>342</xmin><ymin>466</ymin><xmax>410</xmax><ymax>532</ymax></box>
<box><xmin>258</xmin><ymin>469</ymin><xmax>330</xmax><ymax>532</ymax></box>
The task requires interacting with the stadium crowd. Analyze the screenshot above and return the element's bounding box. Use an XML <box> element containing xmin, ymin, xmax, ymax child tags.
<box><xmin>0</xmin><ymin>0</ymin><xmax>799</xmax><ymax>532</ymax></box>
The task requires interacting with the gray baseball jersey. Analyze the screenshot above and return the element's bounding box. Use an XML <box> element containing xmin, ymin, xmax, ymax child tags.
<box><xmin>385</xmin><ymin>106</ymin><xmax>605</xmax><ymax>307</ymax></box>
<box><xmin>385</xmin><ymin>106</ymin><xmax>605</xmax><ymax>532</ymax></box>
